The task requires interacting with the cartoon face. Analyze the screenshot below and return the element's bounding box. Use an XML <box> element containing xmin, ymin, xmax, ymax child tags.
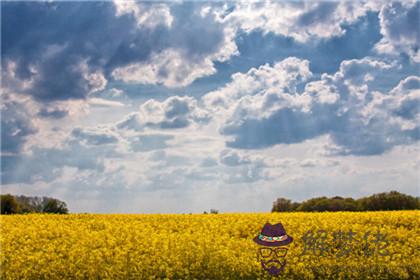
<box><xmin>253</xmin><ymin>222</ymin><xmax>293</xmax><ymax>276</ymax></box>
<box><xmin>257</xmin><ymin>246</ymin><xmax>288</xmax><ymax>276</ymax></box>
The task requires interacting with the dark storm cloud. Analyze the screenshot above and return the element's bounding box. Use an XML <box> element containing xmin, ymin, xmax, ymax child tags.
<box><xmin>1</xmin><ymin>1</ymin><xmax>230</xmax><ymax>101</ymax></box>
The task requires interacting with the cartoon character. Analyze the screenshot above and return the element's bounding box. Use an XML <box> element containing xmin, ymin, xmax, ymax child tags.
<box><xmin>253</xmin><ymin>222</ymin><xmax>293</xmax><ymax>276</ymax></box>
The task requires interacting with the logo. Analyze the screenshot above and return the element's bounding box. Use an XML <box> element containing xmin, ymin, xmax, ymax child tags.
<box><xmin>253</xmin><ymin>222</ymin><xmax>293</xmax><ymax>276</ymax></box>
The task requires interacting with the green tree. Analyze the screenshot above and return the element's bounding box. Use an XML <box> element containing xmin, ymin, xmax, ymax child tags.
<box><xmin>272</xmin><ymin>198</ymin><xmax>293</xmax><ymax>212</ymax></box>
<box><xmin>1</xmin><ymin>194</ymin><xmax>20</xmax><ymax>214</ymax></box>
<box><xmin>15</xmin><ymin>195</ymin><xmax>44</xmax><ymax>213</ymax></box>
<box><xmin>43</xmin><ymin>198</ymin><xmax>68</xmax><ymax>214</ymax></box>
<box><xmin>359</xmin><ymin>191</ymin><xmax>420</xmax><ymax>211</ymax></box>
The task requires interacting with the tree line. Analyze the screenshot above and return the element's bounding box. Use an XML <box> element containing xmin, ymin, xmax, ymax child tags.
<box><xmin>272</xmin><ymin>190</ymin><xmax>420</xmax><ymax>212</ymax></box>
<box><xmin>1</xmin><ymin>194</ymin><xmax>68</xmax><ymax>214</ymax></box>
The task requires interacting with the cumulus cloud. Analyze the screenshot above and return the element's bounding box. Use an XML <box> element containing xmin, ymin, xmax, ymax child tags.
<box><xmin>112</xmin><ymin>49</ymin><xmax>218</xmax><ymax>87</ymax></box>
<box><xmin>223</xmin><ymin>164</ymin><xmax>271</xmax><ymax>184</ymax></box>
<box><xmin>2</xmin><ymin>1</ymin><xmax>420</xmax><ymax>215</ymax></box>
<box><xmin>112</xmin><ymin>0</ymin><xmax>239</xmax><ymax>87</ymax></box>
<box><xmin>362</xmin><ymin>76</ymin><xmax>420</xmax><ymax>134</ymax></box>
<box><xmin>111</xmin><ymin>25</ymin><xmax>238</xmax><ymax>87</ymax></box>
<box><xmin>203</xmin><ymin>57</ymin><xmax>312</xmax><ymax>112</ymax></box>
<box><xmin>219</xmin><ymin>149</ymin><xmax>265</xmax><ymax>167</ymax></box>
<box><xmin>375</xmin><ymin>1</ymin><xmax>420</xmax><ymax>62</ymax></box>
<box><xmin>129</xmin><ymin>134</ymin><xmax>174</xmax><ymax>152</ymax></box>
<box><xmin>71</xmin><ymin>127</ymin><xmax>119</xmax><ymax>146</ymax></box>
<box><xmin>117</xmin><ymin>96</ymin><xmax>210</xmax><ymax>131</ymax></box>
<box><xmin>216</xmin><ymin>149</ymin><xmax>274</xmax><ymax>184</ymax></box>
<box><xmin>1</xmin><ymin>1</ymin><xmax>238</xmax><ymax>103</ymax></box>
<box><xmin>5</xmin><ymin>45</ymin><xmax>107</xmax><ymax>102</ymax></box>
<box><xmin>201</xmin><ymin>56</ymin><xmax>417</xmax><ymax>155</ymax></box>
<box><xmin>215</xmin><ymin>1</ymin><xmax>378</xmax><ymax>42</ymax></box>
<box><xmin>114</xmin><ymin>0</ymin><xmax>173</xmax><ymax>29</ymax></box>
<box><xmin>143</xmin><ymin>96</ymin><xmax>210</xmax><ymax>129</ymax></box>
<box><xmin>116</xmin><ymin>113</ymin><xmax>143</xmax><ymax>131</ymax></box>
<box><xmin>337</xmin><ymin>58</ymin><xmax>395</xmax><ymax>86</ymax></box>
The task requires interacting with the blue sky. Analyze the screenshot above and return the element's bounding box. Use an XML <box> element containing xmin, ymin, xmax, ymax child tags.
<box><xmin>1</xmin><ymin>1</ymin><xmax>419</xmax><ymax>213</ymax></box>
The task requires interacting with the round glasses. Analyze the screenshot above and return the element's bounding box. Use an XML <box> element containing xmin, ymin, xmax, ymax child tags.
<box><xmin>259</xmin><ymin>247</ymin><xmax>288</xmax><ymax>258</ymax></box>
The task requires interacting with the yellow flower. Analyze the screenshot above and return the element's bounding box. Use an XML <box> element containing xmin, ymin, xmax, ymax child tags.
<box><xmin>0</xmin><ymin>211</ymin><xmax>419</xmax><ymax>279</ymax></box>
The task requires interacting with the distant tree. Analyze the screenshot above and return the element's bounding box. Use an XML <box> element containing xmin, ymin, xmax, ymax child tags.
<box><xmin>210</xmin><ymin>209</ymin><xmax>219</xmax><ymax>214</ymax></box>
<box><xmin>272</xmin><ymin>198</ymin><xmax>293</xmax><ymax>212</ymax></box>
<box><xmin>342</xmin><ymin>198</ymin><xmax>359</xmax><ymax>211</ymax></box>
<box><xmin>296</xmin><ymin>197</ymin><xmax>328</xmax><ymax>212</ymax></box>
<box><xmin>272</xmin><ymin>190</ymin><xmax>419</xmax><ymax>212</ymax></box>
<box><xmin>1</xmin><ymin>194</ymin><xmax>20</xmax><ymax>214</ymax></box>
<box><xmin>291</xmin><ymin>202</ymin><xmax>301</xmax><ymax>211</ymax></box>
<box><xmin>43</xmin><ymin>198</ymin><xmax>68</xmax><ymax>214</ymax></box>
<box><xmin>359</xmin><ymin>191</ymin><xmax>420</xmax><ymax>211</ymax></box>
<box><xmin>15</xmin><ymin>195</ymin><xmax>44</xmax><ymax>213</ymax></box>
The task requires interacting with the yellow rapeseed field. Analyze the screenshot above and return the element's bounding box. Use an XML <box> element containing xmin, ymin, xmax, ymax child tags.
<box><xmin>1</xmin><ymin>211</ymin><xmax>419</xmax><ymax>279</ymax></box>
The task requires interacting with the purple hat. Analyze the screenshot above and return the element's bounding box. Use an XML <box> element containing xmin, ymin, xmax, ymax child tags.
<box><xmin>253</xmin><ymin>222</ymin><xmax>293</xmax><ymax>247</ymax></box>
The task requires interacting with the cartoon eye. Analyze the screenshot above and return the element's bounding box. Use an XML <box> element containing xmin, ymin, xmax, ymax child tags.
<box><xmin>259</xmin><ymin>248</ymin><xmax>273</xmax><ymax>258</ymax></box>
<box><xmin>274</xmin><ymin>248</ymin><xmax>288</xmax><ymax>257</ymax></box>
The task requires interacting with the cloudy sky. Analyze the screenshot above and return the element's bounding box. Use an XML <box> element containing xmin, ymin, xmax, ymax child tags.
<box><xmin>1</xmin><ymin>1</ymin><xmax>419</xmax><ymax>213</ymax></box>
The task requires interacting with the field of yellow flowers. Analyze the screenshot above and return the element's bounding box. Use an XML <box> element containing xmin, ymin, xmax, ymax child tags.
<box><xmin>1</xmin><ymin>211</ymin><xmax>419</xmax><ymax>279</ymax></box>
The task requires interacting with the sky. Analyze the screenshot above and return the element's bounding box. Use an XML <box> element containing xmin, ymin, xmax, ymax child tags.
<box><xmin>1</xmin><ymin>0</ymin><xmax>419</xmax><ymax>213</ymax></box>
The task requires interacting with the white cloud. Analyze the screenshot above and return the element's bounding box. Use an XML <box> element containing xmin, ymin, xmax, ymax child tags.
<box><xmin>300</xmin><ymin>158</ymin><xmax>339</xmax><ymax>168</ymax></box>
<box><xmin>361</xmin><ymin>76</ymin><xmax>420</xmax><ymax>132</ymax></box>
<box><xmin>88</xmin><ymin>98</ymin><xmax>125</xmax><ymax>108</ymax></box>
<box><xmin>375</xmin><ymin>1</ymin><xmax>420</xmax><ymax>62</ymax></box>
<box><xmin>116</xmin><ymin>113</ymin><xmax>143</xmax><ymax>131</ymax></box>
<box><xmin>3</xmin><ymin>1</ymin><xmax>419</xmax><ymax>214</ymax></box>
<box><xmin>111</xmin><ymin>15</ymin><xmax>238</xmax><ymax>89</ymax></box>
<box><xmin>219</xmin><ymin>149</ymin><xmax>265</xmax><ymax>167</ymax></box>
<box><xmin>117</xmin><ymin>95</ymin><xmax>210</xmax><ymax>131</ymax></box>
<box><xmin>203</xmin><ymin>57</ymin><xmax>312</xmax><ymax>114</ymax></box>
<box><xmin>71</xmin><ymin>127</ymin><xmax>120</xmax><ymax>146</ymax></box>
<box><xmin>337</xmin><ymin>58</ymin><xmax>395</xmax><ymax>86</ymax></box>
<box><xmin>114</xmin><ymin>1</ymin><xmax>173</xmax><ymax>29</ymax></box>
<box><xmin>216</xmin><ymin>1</ymin><xmax>377</xmax><ymax>42</ymax></box>
<box><xmin>79</xmin><ymin>60</ymin><xmax>107</xmax><ymax>94</ymax></box>
<box><xmin>200</xmin><ymin>56</ymin><xmax>415</xmax><ymax>155</ymax></box>
<box><xmin>112</xmin><ymin>49</ymin><xmax>217</xmax><ymax>87</ymax></box>
<box><xmin>111</xmin><ymin>2</ymin><xmax>239</xmax><ymax>88</ymax></box>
